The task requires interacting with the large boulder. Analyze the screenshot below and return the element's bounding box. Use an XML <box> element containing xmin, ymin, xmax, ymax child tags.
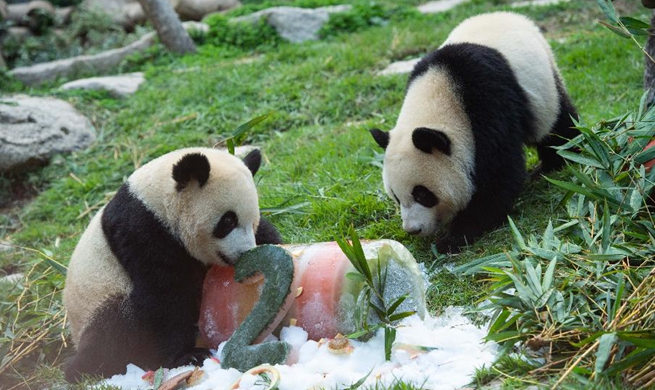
<box><xmin>176</xmin><ymin>0</ymin><xmax>240</xmax><ymax>21</ymax></box>
<box><xmin>0</xmin><ymin>96</ymin><xmax>96</xmax><ymax>173</ymax></box>
<box><xmin>6</xmin><ymin>0</ymin><xmax>55</xmax><ymax>33</ymax></box>
<box><xmin>232</xmin><ymin>5</ymin><xmax>351</xmax><ymax>43</ymax></box>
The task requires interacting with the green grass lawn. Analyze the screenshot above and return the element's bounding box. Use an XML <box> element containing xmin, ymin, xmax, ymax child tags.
<box><xmin>0</xmin><ymin>0</ymin><xmax>652</xmax><ymax>388</ymax></box>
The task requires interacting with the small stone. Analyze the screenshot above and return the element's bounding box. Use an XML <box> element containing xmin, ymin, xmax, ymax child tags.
<box><xmin>378</xmin><ymin>58</ymin><xmax>420</xmax><ymax>76</ymax></box>
<box><xmin>510</xmin><ymin>0</ymin><xmax>570</xmax><ymax>8</ymax></box>
<box><xmin>59</xmin><ymin>72</ymin><xmax>146</xmax><ymax>98</ymax></box>
<box><xmin>417</xmin><ymin>0</ymin><xmax>471</xmax><ymax>14</ymax></box>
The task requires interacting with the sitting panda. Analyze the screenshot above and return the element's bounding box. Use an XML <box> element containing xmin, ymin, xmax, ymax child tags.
<box><xmin>63</xmin><ymin>147</ymin><xmax>282</xmax><ymax>382</ymax></box>
<box><xmin>370</xmin><ymin>11</ymin><xmax>579</xmax><ymax>253</ymax></box>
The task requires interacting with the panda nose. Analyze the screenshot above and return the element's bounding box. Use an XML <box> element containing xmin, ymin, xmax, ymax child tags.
<box><xmin>407</xmin><ymin>228</ymin><xmax>422</xmax><ymax>235</ymax></box>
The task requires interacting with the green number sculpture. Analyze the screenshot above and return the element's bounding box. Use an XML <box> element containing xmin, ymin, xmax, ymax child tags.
<box><xmin>221</xmin><ymin>245</ymin><xmax>293</xmax><ymax>372</ymax></box>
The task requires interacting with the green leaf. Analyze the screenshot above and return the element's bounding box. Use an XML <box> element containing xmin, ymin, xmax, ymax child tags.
<box><xmin>384</xmin><ymin>327</ymin><xmax>396</xmax><ymax>361</ymax></box>
<box><xmin>616</xmin><ymin>333</ymin><xmax>655</xmax><ymax>349</ymax></box>
<box><xmin>44</xmin><ymin>257</ymin><xmax>67</xmax><ymax>276</ymax></box>
<box><xmin>619</xmin><ymin>16</ymin><xmax>651</xmax><ymax>30</ymax></box>
<box><xmin>601</xmin><ymin>200</ymin><xmax>611</xmax><ymax>253</ymax></box>
<box><xmin>595</xmin><ymin>333</ymin><xmax>617</xmax><ymax>375</ymax></box>
<box><xmin>343</xmin><ymin>369</ymin><xmax>373</xmax><ymax>390</ymax></box>
<box><xmin>388</xmin><ymin>311</ymin><xmax>416</xmax><ymax>322</ymax></box>
<box><xmin>508</xmin><ymin>217</ymin><xmax>527</xmax><ymax>250</ymax></box>
<box><xmin>599</xmin><ymin>20</ymin><xmax>631</xmax><ymax>39</ymax></box>
<box><xmin>345</xmin><ymin>272</ymin><xmax>367</xmax><ymax>283</ymax></box>
<box><xmin>541</xmin><ymin>256</ymin><xmax>557</xmax><ymax>293</ymax></box>
<box><xmin>485</xmin><ymin>330</ymin><xmax>521</xmax><ymax>342</ymax></box>
<box><xmin>635</xmin><ymin>145</ymin><xmax>655</xmax><ymax>165</ymax></box>
<box><xmin>558</xmin><ymin>150</ymin><xmax>606</xmax><ymax>168</ymax></box>
<box><xmin>596</xmin><ymin>0</ymin><xmax>619</xmax><ymax>23</ymax></box>
<box><xmin>386</xmin><ymin>294</ymin><xmax>408</xmax><ymax>315</ymax></box>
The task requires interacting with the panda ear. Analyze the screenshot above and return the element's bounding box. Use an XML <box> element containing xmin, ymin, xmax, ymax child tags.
<box><xmin>242</xmin><ymin>149</ymin><xmax>261</xmax><ymax>177</ymax></box>
<box><xmin>172</xmin><ymin>153</ymin><xmax>211</xmax><ymax>191</ymax></box>
<box><xmin>412</xmin><ymin>127</ymin><xmax>451</xmax><ymax>155</ymax></box>
<box><xmin>369</xmin><ymin>128</ymin><xmax>389</xmax><ymax>150</ymax></box>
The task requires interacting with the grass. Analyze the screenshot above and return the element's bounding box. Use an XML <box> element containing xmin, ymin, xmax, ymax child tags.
<box><xmin>0</xmin><ymin>0</ymin><xmax>652</xmax><ymax>388</ymax></box>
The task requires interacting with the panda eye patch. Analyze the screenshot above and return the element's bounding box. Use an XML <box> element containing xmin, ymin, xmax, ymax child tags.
<box><xmin>214</xmin><ymin>211</ymin><xmax>238</xmax><ymax>239</ymax></box>
<box><xmin>412</xmin><ymin>185</ymin><xmax>438</xmax><ymax>208</ymax></box>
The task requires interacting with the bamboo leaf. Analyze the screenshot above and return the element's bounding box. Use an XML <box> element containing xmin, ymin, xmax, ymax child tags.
<box><xmin>388</xmin><ymin>311</ymin><xmax>416</xmax><ymax>322</ymax></box>
<box><xmin>601</xmin><ymin>200</ymin><xmax>611</xmax><ymax>253</ymax></box>
<box><xmin>598</xmin><ymin>21</ymin><xmax>631</xmax><ymax>38</ymax></box>
<box><xmin>542</xmin><ymin>256</ymin><xmax>557</xmax><ymax>292</ymax></box>
<box><xmin>619</xmin><ymin>16</ymin><xmax>651</xmax><ymax>30</ymax></box>
<box><xmin>596</xmin><ymin>0</ymin><xmax>619</xmax><ymax>23</ymax></box>
<box><xmin>384</xmin><ymin>327</ymin><xmax>396</xmax><ymax>361</ymax></box>
<box><xmin>595</xmin><ymin>333</ymin><xmax>617</xmax><ymax>375</ymax></box>
<box><xmin>387</xmin><ymin>294</ymin><xmax>408</xmax><ymax>315</ymax></box>
<box><xmin>508</xmin><ymin>217</ymin><xmax>527</xmax><ymax>250</ymax></box>
<box><xmin>345</xmin><ymin>272</ymin><xmax>367</xmax><ymax>283</ymax></box>
<box><xmin>557</xmin><ymin>150</ymin><xmax>606</xmax><ymax>168</ymax></box>
<box><xmin>485</xmin><ymin>331</ymin><xmax>522</xmax><ymax>342</ymax></box>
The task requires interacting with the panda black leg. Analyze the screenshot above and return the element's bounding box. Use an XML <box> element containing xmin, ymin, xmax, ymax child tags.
<box><xmin>64</xmin><ymin>296</ymin><xmax>154</xmax><ymax>382</ymax></box>
<box><xmin>536</xmin><ymin>78</ymin><xmax>580</xmax><ymax>175</ymax></box>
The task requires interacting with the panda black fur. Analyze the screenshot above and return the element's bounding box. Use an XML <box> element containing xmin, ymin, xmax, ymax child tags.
<box><xmin>370</xmin><ymin>12</ymin><xmax>578</xmax><ymax>253</ymax></box>
<box><xmin>63</xmin><ymin>147</ymin><xmax>281</xmax><ymax>382</ymax></box>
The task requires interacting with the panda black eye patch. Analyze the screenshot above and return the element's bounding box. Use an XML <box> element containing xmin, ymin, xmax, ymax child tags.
<box><xmin>412</xmin><ymin>185</ymin><xmax>438</xmax><ymax>208</ymax></box>
<box><xmin>214</xmin><ymin>211</ymin><xmax>238</xmax><ymax>239</ymax></box>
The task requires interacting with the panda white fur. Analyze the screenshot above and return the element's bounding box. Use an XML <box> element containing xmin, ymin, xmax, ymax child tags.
<box><xmin>370</xmin><ymin>12</ymin><xmax>578</xmax><ymax>253</ymax></box>
<box><xmin>63</xmin><ymin>147</ymin><xmax>282</xmax><ymax>381</ymax></box>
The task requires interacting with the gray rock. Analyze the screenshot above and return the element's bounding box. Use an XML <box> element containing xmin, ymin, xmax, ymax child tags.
<box><xmin>177</xmin><ymin>0</ymin><xmax>241</xmax><ymax>21</ymax></box>
<box><xmin>233</xmin><ymin>5</ymin><xmax>351</xmax><ymax>43</ymax></box>
<box><xmin>0</xmin><ymin>95</ymin><xmax>96</xmax><ymax>173</ymax></box>
<box><xmin>8</xmin><ymin>32</ymin><xmax>156</xmax><ymax>86</ymax></box>
<box><xmin>0</xmin><ymin>273</ymin><xmax>24</xmax><ymax>286</ymax></box>
<box><xmin>378</xmin><ymin>58</ymin><xmax>420</xmax><ymax>76</ymax></box>
<box><xmin>417</xmin><ymin>0</ymin><xmax>471</xmax><ymax>14</ymax></box>
<box><xmin>511</xmin><ymin>0</ymin><xmax>569</xmax><ymax>7</ymax></box>
<box><xmin>59</xmin><ymin>72</ymin><xmax>146</xmax><ymax>98</ymax></box>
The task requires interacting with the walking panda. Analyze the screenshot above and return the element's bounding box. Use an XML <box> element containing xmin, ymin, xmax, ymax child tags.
<box><xmin>63</xmin><ymin>147</ymin><xmax>282</xmax><ymax>381</ymax></box>
<box><xmin>370</xmin><ymin>12</ymin><xmax>579</xmax><ymax>253</ymax></box>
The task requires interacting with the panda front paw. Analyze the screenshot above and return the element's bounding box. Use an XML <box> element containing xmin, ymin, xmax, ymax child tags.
<box><xmin>174</xmin><ymin>347</ymin><xmax>212</xmax><ymax>367</ymax></box>
<box><xmin>435</xmin><ymin>235</ymin><xmax>467</xmax><ymax>254</ymax></box>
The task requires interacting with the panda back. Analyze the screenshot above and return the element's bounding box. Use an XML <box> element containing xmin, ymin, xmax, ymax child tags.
<box><xmin>441</xmin><ymin>12</ymin><xmax>560</xmax><ymax>142</ymax></box>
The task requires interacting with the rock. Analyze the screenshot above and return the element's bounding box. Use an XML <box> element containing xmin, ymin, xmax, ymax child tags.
<box><xmin>8</xmin><ymin>31</ymin><xmax>156</xmax><ymax>85</ymax></box>
<box><xmin>0</xmin><ymin>273</ymin><xmax>24</xmax><ymax>286</ymax></box>
<box><xmin>0</xmin><ymin>96</ymin><xmax>96</xmax><ymax>173</ymax></box>
<box><xmin>55</xmin><ymin>6</ymin><xmax>75</xmax><ymax>26</ymax></box>
<box><xmin>0</xmin><ymin>1</ymin><xmax>7</xmax><ymax>20</ymax></box>
<box><xmin>6</xmin><ymin>0</ymin><xmax>55</xmax><ymax>33</ymax></box>
<box><xmin>232</xmin><ymin>5</ymin><xmax>351</xmax><ymax>43</ymax></box>
<box><xmin>59</xmin><ymin>72</ymin><xmax>146</xmax><ymax>98</ymax></box>
<box><xmin>378</xmin><ymin>58</ymin><xmax>420</xmax><ymax>76</ymax></box>
<box><xmin>176</xmin><ymin>0</ymin><xmax>241</xmax><ymax>21</ymax></box>
<box><xmin>182</xmin><ymin>20</ymin><xmax>209</xmax><ymax>33</ymax></box>
<box><xmin>82</xmin><ymin>0</ymin><xmax>180</xmax><ymax>29</ymax></box>
<box><xmin>510</xmin><ymin>0</ymin><xmax>569</xmax><ymax>7</ymax></box>
<box><xmin>417</xmin><ymin>0</ymin><xmax>471</xmax><ymax>14</ymax></box>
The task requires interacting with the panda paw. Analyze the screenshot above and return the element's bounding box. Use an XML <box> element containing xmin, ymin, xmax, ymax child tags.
<box><xmin>435</xmin><ymin>235</ymin><xmax>466</xmax><ymax>254</ymax></box>
<box><xmin>174</xmin><ymin>348</ymin><xmax>212</xmax><ymax>367</ymax></box>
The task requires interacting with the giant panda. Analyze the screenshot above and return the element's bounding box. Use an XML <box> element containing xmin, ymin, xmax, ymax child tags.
<box><xmin>370</xmin><ymin>12</ymin><xmax>578</xmax><ymax>253</ymax></box>
<box><xmin>62</xmin><ymin>147</ymin><xmax>282</xmax><ymax>382</ymax></box>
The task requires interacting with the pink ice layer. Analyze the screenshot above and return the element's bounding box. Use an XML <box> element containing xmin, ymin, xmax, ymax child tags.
<box><xmin>199</xmin><ymin>240</ymin><xmax>427</xmax><ymax>349</ymax></box>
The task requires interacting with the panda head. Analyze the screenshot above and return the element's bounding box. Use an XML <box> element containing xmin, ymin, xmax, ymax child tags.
<box><xmin>370</xmin><ymin>126</ymin><xmax>473</xmax><ymax>237</ymax></box>
<box><xmin>128</xmin><ymin>147</ymin><xmax>264</xmax><ymax>266</ymax></box>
